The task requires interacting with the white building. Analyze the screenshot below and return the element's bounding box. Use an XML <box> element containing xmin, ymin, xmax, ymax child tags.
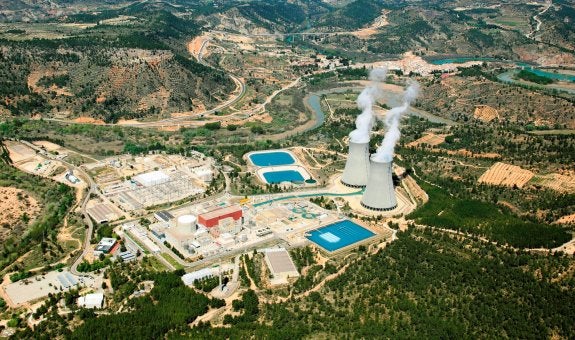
<box><xmin>133</xmin><ymin>170</ymin><xmax>170</xmax><ymax>187</ymax></box>
<box><xmin>77</xmin><ymin>292</ymin><xmax>105</xmax><ymax>309</ymax></box>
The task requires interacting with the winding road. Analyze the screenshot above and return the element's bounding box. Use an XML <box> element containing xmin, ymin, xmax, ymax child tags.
<box><xmin>527</xmin><ymin>0</ymin><xmax>552</xmax><ymax>39</ymax></box>
<box><xmin>18</xmin><ymin>141</ymin><xmax>97</xmax><ymax>276</ymax></box>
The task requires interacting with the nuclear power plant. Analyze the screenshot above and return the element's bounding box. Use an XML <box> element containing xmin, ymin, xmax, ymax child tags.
<box><xmin>360</xmin><ymin>158</ymin><xmax>397</xmax><ymax>211</ymax></box>
<box><xmin>342</xmin><ymin>77</ymin><xmax>419</xmax><ymax>213</ymax></box>
<box><xmin>341</xmin><ymin>141</ymin><xmax>370</xmax><ymax>187</ymax></box>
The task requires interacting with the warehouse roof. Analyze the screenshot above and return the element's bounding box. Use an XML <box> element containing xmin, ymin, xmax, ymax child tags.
<box><xmin>199</xmin><ymin>205</ymin><xmax>242</xmax><ymax>220</ymax></box>
<box><xmin>154</xmin><ymin>210</ymin><xmax>174</xmax><ymax>222</ymax></box>
<box><xmin>264</xmin><ymin>248</ymin><xmax>299</xmax><ymax>278</ymax></box>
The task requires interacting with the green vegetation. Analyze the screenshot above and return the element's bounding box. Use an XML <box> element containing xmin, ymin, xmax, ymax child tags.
<box><xmin>237</xmin><ymin>1</ymin><xmax>306</xmax><ymax>31</ymax></box>
<box><xmin>289</xmin><ymin>246</ymin><xmax>316</xmax><ymax>270</ymax></box>
<box><xmin>185</xmin><ymin>227</ymin><xmax>575</xmax><ymax>338</ymax></box>
<box><xmin>161</xmin><ymin>253</ymin><xmax>184</xmax><ymax>270</ymax></box>
<box><xmin>223</xmin><ymin>289</ymin><xmax>259</xmax><ymax>325</ymax></box>
<box><xmin>516</xmin><ymin>70</ymin><xmax>554</xmax><ymax>85</ymax></box>
<box><xmin>71</xmin><ymin>271</ymin><xmax>211</xmax><ymax>339</ymax></box>
<box><xmin>317</xmin><ymin>0</ymin><xmax>385</xmax><ymax>30</ymax></box>
<box><xmin>243</xmin><ymin>253</ymin><xmax>261</xmax><ymax>288</ymax></box>
<box><xmin>37</xmin><ymin>74</ymin><xmax>70</xmax><ymax>88</ymax></box>
<box><xmin>193</xmin><ymin>276</ymin><xmax>220</xmax><ymax>293</ymax></box>
<box><xmin>0</xmin><ymin>159</ymin><xmax>75</xmax><ymax>273</ymax></box>
<box><xmin>9</xmin><ymin>271</ymin><xmax>32</xmax><ymax>283</ymax></box>
<box><xmin>408</xmin><ymin>183</ymin><xmax>571</xmax><ymax>248</ymax></box>
<box><xmin>465</xmin><ymin>28</ymin><xmax>495</xmax><ymax>48</ymax></box>
<box><xmin>77</xmin><ymin>258</ymin><xmax>112</xmax><ymax>273</ymax></box>
<box><xmin>13</xmin><ymin>264</ymin><xmax>214</xmax><ymax>339</ymax></box>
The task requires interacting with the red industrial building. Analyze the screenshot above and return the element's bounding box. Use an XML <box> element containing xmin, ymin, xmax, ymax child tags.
<box><xmin>198</xmin><ymin>205</ymin><xmax>242</xmax><ymax>228</ymax></box>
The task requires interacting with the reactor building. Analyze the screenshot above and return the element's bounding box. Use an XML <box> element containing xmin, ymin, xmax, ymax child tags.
<box><xmin>360</xmin><ymin>157</ymin><xmax>397</xmax><ymax>211</ymax></box>
<box><xmin>341</xmin><ymin>141</ymin><xmax>371</xmax><ymax>188</ymax></box>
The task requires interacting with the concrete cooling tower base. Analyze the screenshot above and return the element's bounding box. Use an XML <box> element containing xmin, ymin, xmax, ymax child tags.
<box><xmin>360</xmin><ymin>202</ymin><xmax>397</xmax><ymax>212</ymax></box>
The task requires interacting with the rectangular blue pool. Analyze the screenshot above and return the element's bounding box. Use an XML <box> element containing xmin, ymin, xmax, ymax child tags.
<box><xmin>263</xmin><ymin>170</ymin><xmax>304</xmax><ymax>184</ymax></box>
<box><xmin>306</xmin><ymin>220</ymin><xmax>375</xmax><ymax>252</ymax></box>
<box><xmin>249</xmin><ymin>151</ymin><xmax>295</xmax><ymax>166</ymax></box>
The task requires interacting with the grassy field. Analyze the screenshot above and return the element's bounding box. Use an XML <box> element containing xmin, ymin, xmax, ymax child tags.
<box><xmin>161</xmin><ymin>252</ymin><xmax>184</xmax><ymax>270</ymax></box>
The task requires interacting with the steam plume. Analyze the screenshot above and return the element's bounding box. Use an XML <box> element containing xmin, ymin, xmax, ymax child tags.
<box><xmin>372</xmin><ymin>80</ymin><xmax>420</xmax><ymax>163</ymax></box>
<box><xmin>349</xmin><ymin>67</ymin><xmax>388</xmax><ymax>144</ymax></box>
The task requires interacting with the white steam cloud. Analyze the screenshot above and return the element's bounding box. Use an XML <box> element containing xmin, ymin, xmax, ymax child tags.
<box><xmin>372</xmin><ymin>80</ymin><xmax>420</xmax><ymax>163</ymax></box>
<box><xmin>349</xmin><ymin>67</ymin><xmax>388</xmax><ymax>144</ymax></box>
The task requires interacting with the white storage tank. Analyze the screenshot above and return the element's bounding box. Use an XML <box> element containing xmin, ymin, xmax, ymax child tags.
<box><xmin>177</xmin><ymin>215</ymin><xmax>197</xmax><ymax>232</ymax></box>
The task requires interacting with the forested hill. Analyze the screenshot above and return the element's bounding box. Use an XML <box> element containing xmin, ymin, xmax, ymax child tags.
<box><xmin>183</xmin><ymin>227</ymin><xmax>575</xmax><ymax>338</ymax></box>
<box><xmin>0</xmin><ymin>6</ymin><xmax>234</xmax><ymax>122</ymax></box>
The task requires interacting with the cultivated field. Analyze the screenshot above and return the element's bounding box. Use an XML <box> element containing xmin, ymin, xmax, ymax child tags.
<box><xmin>478</xmin><ymin>162</ymin><xmax>534</xmax><ymax>188</ymax></box>
<box><xmin>406</xmin><ymin>133</ymin><xmax>447</xmax><ymax>147</ymax></box>
<box><xmin>535</xmin><ymin>173</ymin><xmax>575</xmax><ymax>193</ymax></box>
<box><xmin>474</xmin><ymin>105</ymin><xmax>499</xmax><ymax>122</ymax></box>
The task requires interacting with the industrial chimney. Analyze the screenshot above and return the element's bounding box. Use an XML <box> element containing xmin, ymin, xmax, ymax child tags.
<box><xmin>360</xmin><ymin>158</ymin><xmax>397</xmax><ymax>211</ymax></box>
<box><xmin>341</xmin><ymin>141</ymin><xmax>370</xmax><ymax>188</ymax></box>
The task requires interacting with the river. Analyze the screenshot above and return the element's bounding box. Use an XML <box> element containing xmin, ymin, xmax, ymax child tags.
<box><xmin>305</xmin><ymin>86</ymin><xmax>457</xmax><ymax>129</ymax></box>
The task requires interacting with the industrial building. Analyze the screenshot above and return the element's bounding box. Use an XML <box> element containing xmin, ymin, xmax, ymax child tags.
<box><xmin>154</xmin><ymin>210</ymin><xmax>174</xmax><ymax>223</ymax></box>
<box><xmin>133</xmin><ymin>170</ymin><xmax>170</xmax><ymax>187</ymax></box>
<box><xmin>198</xmin><ymin>205</ymin><xmax>243</xmax><ymax>228</ymax></box>
<box><xmin>176</xmin><ymin>214</ymin><xmax>197</xmax><ymax>232</ymax></box>
<box><xmin>86</xmin><ymin>203</ymin><xmax>121</xmax><ymax>224</ymax></box>
<box><xmin>341</xmin><ymin>141</ymin><xmax>370</xmax><ymax>188</ymax></box>
<box><xmin>77</xmin><ymin>292</ymin><xmax>104</xmax><ymax>309</ymax></box>
<box><xmin>361</xmin><ymin>159</ymin><xmax>397</xmax><ymax>211</ymax></box>
<box><xmin>117</xmin><ymin>250</ymin><xmax>137</xmax><ymax>262</ymax></box>
<box><xmin>264</xmin><ymin>248</ymin><xmax>299</xmax><ymax>285</ymax></box>
<box><xmin>94</xmin><ymin>237</ymin><xmax>118</xmax><ymax>257</ymax></box>
<box><xmin>181</xmin><ymin>268</ymin><xmax>216</xmax><ymax>286</ymax></box>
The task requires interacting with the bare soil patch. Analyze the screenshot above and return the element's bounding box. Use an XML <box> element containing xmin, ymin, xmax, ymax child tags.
<box><xmin>5</xmin><ymin>141</ymin><xmax>36</xmax><ymax>163</ymax></box>
<box><xmin>407</xmin><ymin>133</ymin><xmax>446</xmax><ymax>147</ymax></box>
<box><xmin>555</xmin><ymin>214</ymin><xmax>575</xmax><ymax>225</ymax></box>
<box><xmin>73</xmin><ymin>116</ymin><xmax>105</xmax><ymax>124</ymax></box>
<box><xmin>474</xmin><ymin>105</ymin><xmax>499</xmax><ymax>122</ymax></box>
<box><xmin>0</xmin><ymin>187</ymin><xmax>41</xmax><ymax>242</ymax></box>
<box><xmin>352</xmin><ymin>10</ymin><xmax>389</xmax><ymax>39</ymax></box>
<box><xmin>478</xmin><ymin>162</ymin><xmax>534</xmax><ymax>188</ymax></box>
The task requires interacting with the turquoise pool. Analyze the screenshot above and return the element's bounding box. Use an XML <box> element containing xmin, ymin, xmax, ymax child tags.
<box><xmin>263</xmin><ymin>170</ymin><xmax>304</xmax><ymax>184</ymax></box>
<box><xmin>307</xmin><ymin>220</ymin><xmax>375</xmax><ymax>252</ymax></box>
<box><xmin>249</xmin><ymin>151</ymin><xmax>295</xmax><ymax>166</ymax></box>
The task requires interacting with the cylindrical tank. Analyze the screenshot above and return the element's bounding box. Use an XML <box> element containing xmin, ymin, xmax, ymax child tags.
<box><xmin>177</xmin><ymin>215</ymin><xmax>197</xmax><ymax>232</ymax></box>
<box><xmin>341</xmin><ymin>141</ymin><xmax>370</xmax><ymax>188</ymax></box>
<box><xmin>360</xmin><ymin>159</ymin><xmax>397</xmax><ymax>211</ymax></box>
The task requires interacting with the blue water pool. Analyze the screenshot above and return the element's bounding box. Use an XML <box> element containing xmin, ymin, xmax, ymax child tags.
<box><xmin>263</xmin><ymin>170</ymin><xmax>304</xmax><ymax>184</ymax></box>
<box><xmin>249</xmin><ymin>151</ymin><xmax>295</xmax><ymax>166</ymax></box>
<box><xmin>306</xmin><ymin>220</ymin><xmax>375</xmax><ymax>252</ymax></box>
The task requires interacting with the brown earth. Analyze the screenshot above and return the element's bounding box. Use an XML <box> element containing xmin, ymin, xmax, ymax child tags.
<box><xmin>555</xmin><ymin>214</ymin><xmax>575</xmax><ymax>225</ymax></box>
<box><xmin>406</xmin><ymin>133</ymin><xmax>446</xmax><ymax>147</ymax></box>
<box><xmin>0</xmin><ymin>187</ymin><xmax>41</xmax><ymax>242</ymax></box>
<box><xmin>474</xmin><ymin>105</ymin><xmax>499</xmax><ymax>122</ymax></box>
<box><xmin>352</xmin><ymin>10</ymin><xmax>389</xmax><ymax>39</ymax></box>
<box><xmin>73</xmin><ymin>116</ymin><xmax>105</xmax><ymax>124</ymax></box>
<box><xmin>537</xmin><ymin>173</ymin><xmax>575</xmax><ymax>193</ymax></box>
<box><xmin>478</xmin><ymin>162</ymin><xmax>534</xmax><ymax>188</ymax></box>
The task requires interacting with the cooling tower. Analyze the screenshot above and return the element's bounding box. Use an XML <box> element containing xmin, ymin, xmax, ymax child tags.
<box><xmin>360</xmin><ymin>159</ymin><xmax>397</xmax><ymax>211</ymax></box>
<box><xmin>341</xmin><ymin>141</ymin><xmax>370</xmax><ymax>188</ymax></box>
